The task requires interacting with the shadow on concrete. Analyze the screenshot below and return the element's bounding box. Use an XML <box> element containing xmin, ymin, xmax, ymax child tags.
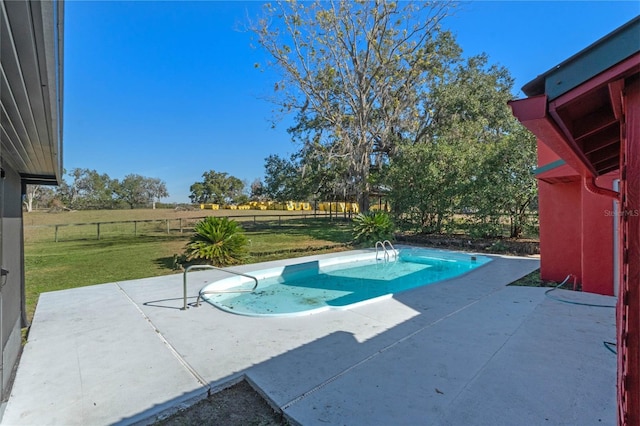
<box><xmin>115</xmin><ymin>257</ymin><xmax>616</xmax><ymax>425</ymax></box>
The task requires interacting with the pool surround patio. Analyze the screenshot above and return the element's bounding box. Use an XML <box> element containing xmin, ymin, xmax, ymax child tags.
<box><xmin>1</xmin><ymin>249</ymin><xmax>616</xmax><ymax>425</ymax></box>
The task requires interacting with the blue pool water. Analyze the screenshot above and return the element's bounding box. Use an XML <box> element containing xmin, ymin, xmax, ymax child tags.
<box><xmin>199</xmin><ymin>247</ymin><xmax>491</xmax><ymax>317</ymax></box>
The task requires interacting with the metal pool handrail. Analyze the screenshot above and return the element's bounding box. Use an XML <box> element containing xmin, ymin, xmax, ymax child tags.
<box><xmin>375</xmin><ymin>240</ymin><xmax>397</xmax><ymax>261</ymax></box>
<box><xmin>182</xmin><ymin>264</ymin><xmax>259</xmax><ymax>310</ymax></box>
<box><xmin>383</xmin><ymin>240</ymin><xmax>396</xmax><ymax>256</ymax></box>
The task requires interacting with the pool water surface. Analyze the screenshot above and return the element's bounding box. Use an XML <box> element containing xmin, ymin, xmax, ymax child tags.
<box><xmin>200</xmin><ymin>248</ymin><xmax>491</xmax><ymax>316</ymax></box>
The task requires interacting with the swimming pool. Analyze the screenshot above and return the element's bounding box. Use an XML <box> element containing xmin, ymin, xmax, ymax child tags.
<box><xmin>199</xmin><ymin>247</ymin><xmax>491</xmax><ymax>317</ymax></box>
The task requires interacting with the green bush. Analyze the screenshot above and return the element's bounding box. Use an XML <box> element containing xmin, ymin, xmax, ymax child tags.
<box><xmin>489</xmin><ymin>240</ymin><xmax>508</xmax><ymax>252</ymax></box>
<box><xmin>352</xmin><ymin>211</ymin><xmax>394</xmax><ymax>245</ymax></box>
<box><xmin>185</xmin><ymin>217</ymin><xmax>248</xmax><ymax>266</ymax></box>
<box><xmin>463</xmin><ymin>216</ymin><xmax>504</xmax><ymax>239</ymax></box>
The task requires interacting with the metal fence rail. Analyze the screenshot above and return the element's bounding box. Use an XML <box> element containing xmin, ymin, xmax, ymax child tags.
<box><xmin>24</xmin><ymin>213</ymin><xmax>348</xmax><ymax>242</ymax></box>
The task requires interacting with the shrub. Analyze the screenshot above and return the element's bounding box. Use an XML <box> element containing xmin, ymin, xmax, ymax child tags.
<box><xmin>464</xmin><ymin>217</ymin><xmax>504</xmax><ymax>239</ymax></box>
<box><xmin>489</xmin><ymin>240</ymin><xmax>508</xmax><ymax>252</ymax></box>
<box><xmin>185</xmin><ymin>217</ymin><xmax>248</xmax><ymax>266</ymax></box>
<box><xmin>352</xmin><ymin>211</ymin><xmax>394</xmax><ymax>245</ymax></box>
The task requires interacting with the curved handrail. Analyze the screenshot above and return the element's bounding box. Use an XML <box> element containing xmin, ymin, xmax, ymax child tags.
<box><xmin>375</xmin><ymin>240</ymin><xmax>397</xmax><ymax>261</ymax></box>
<box><xmin>383</xmin><ymin>240</ymin><xmax>397</xmax><ymax>259</ymax></box>
<box><xmin>182</xmin><ymin>264</ymin><xmax>258</xmax><ymax>310</ymax></box>
<box><xmin>375</xmin><ymin>240</ymin><xmax>388</xmax><ymax>261</ymax></box>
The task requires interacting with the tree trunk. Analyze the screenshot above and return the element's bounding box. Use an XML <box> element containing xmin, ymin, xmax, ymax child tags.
<box><xmin>358</xmin><ymin>189</ymin><xmax>370</xmax><ymax>213</ymax></box>
<box><xmin>23</xmin><ymin>185</ymin><xmax>38</xmax><ymax>212</ymax></box>
<box><xmin>23</xmin><ymin>198</ymin><xmax>33</xmax><ymax>213</ymax></box>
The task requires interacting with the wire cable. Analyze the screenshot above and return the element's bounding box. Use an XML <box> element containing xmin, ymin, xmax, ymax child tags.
<box><xmin>543</xmin><ymin>276</ymin><xmax>617</xmax><ymax>355</ymax></box>
<box><xmin>544</xmin><ymin>275</ymin><xmax>616</xmax><ymax>308</ymax></box>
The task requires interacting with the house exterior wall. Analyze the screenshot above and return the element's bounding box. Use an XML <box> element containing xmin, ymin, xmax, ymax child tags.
<box><xmin>0</xmin><ymin>0</ymin><xmax>64</xmax><ymax>403</ymax></box>
<box><xmin>0</xmin><ymin>164</ymin><xmax>26</xmax><ymax>399</ymax></box>
<box><xmin>536</xmin><ymin>141</ymin><xmax>617</xmax><ymax>295</ymax></box>
<box><xmin>617</xmin><ymin>73</ymin><xmax>640</xmax><ymax>426</ymax></box>
<box><xmin>538</xmin><ymin>179</ymin><xmax>582</xmax><ymax>283</ymax></box>
<box><xmin>581</xmin><ymin>173</ymin><xmax>617</xmax><ymax>295</ymax></box>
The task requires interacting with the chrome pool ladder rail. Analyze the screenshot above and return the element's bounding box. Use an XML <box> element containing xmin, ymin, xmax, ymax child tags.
<box><xmin>375</xmin><ymin>240</ymin><xmax>397</xmax><ymax>262</ymax></box>
<box><xmin>182</xmin><ymin>264</ymin><xmax>258</xmax><ymax>310</ymax></box>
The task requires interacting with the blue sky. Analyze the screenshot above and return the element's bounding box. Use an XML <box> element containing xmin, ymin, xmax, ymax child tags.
<box><xmin>63</xmin><ymin>1</ymin><xmax>639</xmax><ymax>203</ymax></box>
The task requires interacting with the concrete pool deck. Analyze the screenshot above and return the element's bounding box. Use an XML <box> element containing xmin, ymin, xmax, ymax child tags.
<box><xmin>1</xmin><ymin>250</ymin><xmax>617</xmax><ymax>425</ymax></box>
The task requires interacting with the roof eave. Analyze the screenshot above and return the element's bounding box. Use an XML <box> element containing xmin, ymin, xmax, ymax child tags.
<box><xmin>522</xmin><ymin>16</ymin><xmax>640</xmax><ymax>99</ymax></box>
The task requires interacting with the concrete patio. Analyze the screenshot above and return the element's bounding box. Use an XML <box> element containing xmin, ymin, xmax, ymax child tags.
<box><xmin>0</xmin><ymin>250</ymin><xmax>617</xmax><ymax>425</ymax></box>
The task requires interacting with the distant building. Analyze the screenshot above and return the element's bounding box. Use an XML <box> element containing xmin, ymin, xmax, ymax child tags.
<box><xmin>509</xmin><ymin>17</ymin><xmax>639</xmax><ymax>425</ymax></box>
<box><xmin>0</xmin><ymin>0</ymin><xmax>64</xmax><ymax>401</ymax></box>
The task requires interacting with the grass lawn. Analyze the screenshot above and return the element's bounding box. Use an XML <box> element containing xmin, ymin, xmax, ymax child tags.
<box><xmin>24</xmin><ymin>212</ymin><xmax>354</xmax><ymax>322</ymax></box>
<box><xmin>23</xmin><ymin>208</ymin><xmax>540</xmax><ymax>323</ymax></box>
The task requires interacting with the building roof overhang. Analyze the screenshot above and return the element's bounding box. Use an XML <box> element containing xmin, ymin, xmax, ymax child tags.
<box><xmin>1</xmin><ymin>0</ymin><xmax>64</xmax><ymax>185</ymax></box>
<box><xmin>509</xmin><ymin>16</ymin><xmax>639</xmax><ymax>189</ymax></box>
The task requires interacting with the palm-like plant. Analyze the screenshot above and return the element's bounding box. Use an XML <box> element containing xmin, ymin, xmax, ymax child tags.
<box><xmin>352</xmin><ymin>211</ymin><xmax>394</xmax><ymax>245</ymax></box>
<box><xmin>185</xmin><ymin>217</ymin><xmax>248</xmax><ymax>266</ymax></box>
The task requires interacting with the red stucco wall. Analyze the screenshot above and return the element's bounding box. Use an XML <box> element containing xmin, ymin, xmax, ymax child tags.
<box><xmin>538</xmin><ymin>179</ymin><xmax>583</xmax><ymax>285</ymax></box>
<box><xmin>537</xmin><ymin>142</ymin><xmax>617</xmax><ymax>295</ymax></box>
<box><xmin>581</xmin><ymin>173</ymin><xmax>617</xmax><ymax>295</ymax></box>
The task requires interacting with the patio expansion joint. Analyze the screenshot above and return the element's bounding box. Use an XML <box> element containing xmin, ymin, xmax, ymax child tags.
<box><xmin>279</xmin><ymin>293</ymin><xmax>492</xmax><ymax>411</ymax></box>
<box><xmin>440</xmin><ymin>294</ymin><xmax>540</xmax><ymax>412</ymax></box>
<box><xmin>113</xmin><ymin>282</ymin><xmax>211</xmax><ymax>394</ymax></box>
<box><xmin>75</xmin><ymin>342</ymin><xmax>86</xmax><ymax>422</ymax></box>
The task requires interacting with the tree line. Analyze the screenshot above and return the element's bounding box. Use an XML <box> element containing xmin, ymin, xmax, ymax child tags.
<box><xmin>24</xmin><ymin>169</ymin><xmax>169</xmax><ymax>211</ymax></box>
<box><xmin>244</xmin><ymin>0</ymin><xmax>537</xmax><ymax>238</ymax></box>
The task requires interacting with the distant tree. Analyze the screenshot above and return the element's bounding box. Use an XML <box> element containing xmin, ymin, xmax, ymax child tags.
<box><xmin>114</xmin><ymin>175</ymin><xmax>145</xmax><ymax>209</ymax></box>
<box><xmin>115</xmin><ymin>174</ymin><xmax>169</xmax><ymax>209</ymax></box>
<box><xmin>56</xmin><ymin>168</ymin><xmax>117</xmax><ymax>209</ymax></box>
<box><xmin>263</xmin><ymin>146</ymin><xmax>353</xmax><ymax>204</ymax></box>
<box><xmin>23</xmin><ymin>185</ymin><xmax>55</xmax><ymax>212</ymax></box>
<box><xmin>249</xmin><ymin>179</ymin><xmax>265</xmax><ymax>201</ymax></box>
<box><xmin>23</xmin><ymin>185</ymin><xmax>39</xmax><ymax>212</ymax></box>
<box><xmin>189</xmin><ymin>182</ymin><xmax>207</xmax><ymax>204</ymax></box>
<box><xmin>263</xmin><ymin>154</ymin><xmax>303</xmax><ymax>202</ymax></box>
<box><xmin>52</xmin><ymin>169</ymin><xmax>168</xmax><ymax>210</ymax></box>
<box><xmin>145</xmin><ymin>177</ymin><xmax>169</xmax><ymax>209</ymax></box>
<box><xmin>189</xmin><ymin>170</ymin><xmax>245</xmax><ymax>205</ymax></box>
<box><xmin>55</xmin><ymin>169</ymin><xmax>81</xmax><ymax>207</ymax></box>
<box><xmin>235</xmin><ymin>194</ymin><xmax>250</xmax><ymax>205</ymax></box>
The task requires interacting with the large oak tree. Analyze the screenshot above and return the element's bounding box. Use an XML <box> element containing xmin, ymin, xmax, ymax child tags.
<box><xmin>252</xmin><ymin>0</ymin><xmax>458</xmax><ymax>211</ymax></box>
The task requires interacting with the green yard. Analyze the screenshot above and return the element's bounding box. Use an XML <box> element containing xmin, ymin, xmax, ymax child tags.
<box><xmin>22</xmin><ymin>208</ymin><xmax>540</xmax><ymax>323</ymax></box>
<box><xmin>23</xmin><ymin>209</ymin><xmax>354</xmax><ymax>321</ymax></box>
